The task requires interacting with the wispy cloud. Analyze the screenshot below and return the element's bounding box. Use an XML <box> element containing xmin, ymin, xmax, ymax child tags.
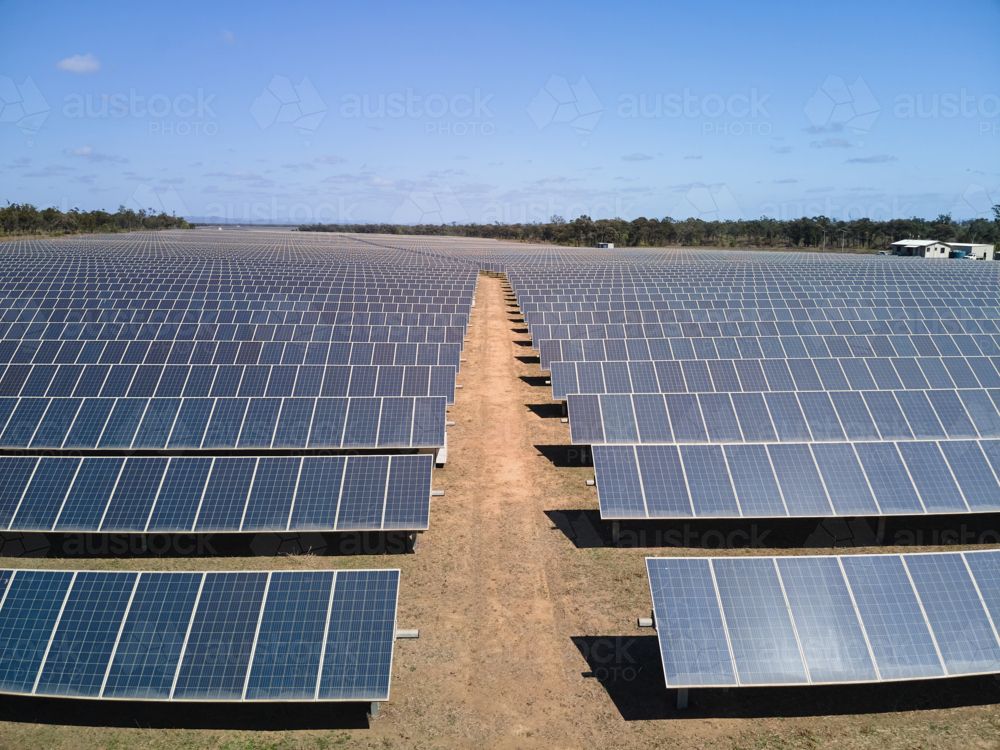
<box><xmin>533</xmin><ymin>176</ymin><xmax>581</xmax><ymax>184</ymax></box>
<box><xmin>313</xmin><ymin>155</ymin><xmax>346</xmax><ymax>165</ymax></box>
<box><xmin>67</xmin><ymin>146</ymin><xmax>127</xmax><ymax>163</ymax></box>
<box><xmin>57</xmin><ymin>54</ymin><xmax>100</xmax><ymax>74</ymax></box>
<box><xmin>203</xmin><ymin>170</ymin><xmax>274</xmax><ymax>187</ymax></box>
<box><xmin>805</xmin><ymin>186</ymin><xmax>834</xmax><ymax>193</ymax></box>
<box><xmin>683</xmin><ymin>155</ymin><xmax>702</xmax><ymax>160</ymax></box>
<box><xmin>846</xmin><ymin>155</ymin><xmax>896</xmax><ymax>164</ymax></box>
<box><xmin>810</xmin><ymin>138</ymin><xmax>851</xmax><ymax>148</ymax></box>
<box><xmin>774</xmin><ymin>178</ymin><xmax>798</xmax><ymax>184</ymax></box>
<box><xmin>221</xmin><ymin>29</ymin><xmax>235</xmax><ymax>44</ymax></box>
<box><xmin>23</xmin><ymin>165</ymin><xmax>76</xmax><ymax>178</ymax></box>
<box><xmin>320</xmin><ymin>173</ymin><xmax>367</xmax><ymax>184</ymax></box>
<box><xmin>458</xmin><ymin>183</ymin><xmax>494</xmax><ymax>194</ymax></box>
<box><xmin>804</xmin><ymin>123</ymin><xmax>844</xmax><ymax>134</ymax></box>
<box><xmin>622</xmin><ymin>153</ymin><xmax>653</xmax><ymax>161</ymax></box>
<box><xmin>770</xmin><ymin>146</ymin><xmax>791</xmax><ymax>154</ymax></box>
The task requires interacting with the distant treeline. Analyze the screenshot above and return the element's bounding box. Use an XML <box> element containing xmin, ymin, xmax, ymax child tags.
<box><xmin>300</xmin><ymin>211</ymin><xmax>1000</xmax><ymax>251</ymax></box>
<box><xmin>0</xmin><ymin>203</ymin><xmax>191</xmax><ymax>237</ymax></box>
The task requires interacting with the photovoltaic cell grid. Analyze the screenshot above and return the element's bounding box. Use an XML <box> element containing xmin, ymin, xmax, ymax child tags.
<box><xmin>0</xmin><ymin>322</ymin><xmax>467</xmax><ymax>347</ymax></box>
<box><xmin>0</xmin><ymin>364</ymin><xmax>456</xmax><ymax>403</ymax></box>
<box><xmin>0</xmin><ymin>339</ymin><xmax>463</xmax><ymax>370</ymax></box>
<box><xmin>0</xmin><ymin>396</ymin><xmax>446</xmax><ymax>450</ymax></box>
<box><xmin>647</xmin><ymin>551</ymin><xmax>1000</xmax><ymax>688</ymax></box>
<box><xmin>569</xmin><ymin>390</ymin><xmax>1000</xmax><ymax>445</ymax></box>
<box><xmin>550</xmin><ymin>356</ymin><xmax>1000</xmax><ymax>399</ymax></box>
<box><xmin>0</xmin><ymin>454</ymin><xmax>433</xmax><ymax>532</ymax></box>
<box><xmin>0</xmin><ymin>568</ymin><xmax>399</xmax><ymax>701</ymax></box>
<box><xmin>594</xmin><ymin>440</ymin><xmax>1000</xmax><ymax>518</ymax></box>
<box><xmin>524</xmin><ymin>308</ymin><xmax>1000</xmax><ymax>334</ymax></box>
<box><xmin>539</xmin><ymin>335</ymin><xmax>1000</xmax><ymax>371</ymax></box>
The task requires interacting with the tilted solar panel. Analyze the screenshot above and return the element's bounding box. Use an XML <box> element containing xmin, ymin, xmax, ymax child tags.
<box><xmin>0</xmin><ymin>454</ymin><xmax>434</xmax><ymax>532</ymax></box>
<box><xmin>0</xmin><ymin>395</ymin><xmax>447</xmax><ymax>449</ymax></box>
<box><xmin>647</xmin><ymin>551</ymin><xmax>1000</xmax><ymax>689</ymax></box>
<box><xmin>0</xmin><ymin>568</ymin><xmax>400</xmax><ymax>701</ymax></box>
<box><xmin>596</xmin><ymin>440</ymin><xmax>1000</xmax><ymax>519</ymax></box>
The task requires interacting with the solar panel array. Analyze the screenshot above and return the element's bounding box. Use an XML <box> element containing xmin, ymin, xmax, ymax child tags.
<box><xmin>647</xmin><ymin>551</ymin><xmax>1000</xmax><ymax>687</ymax></box>
<box><xmin>463</xmin><ymin>240</ymin><xmax>1000</xmax><ymax>699</ymax></box>
<box><xmin>0</xmin><ymin>232</ymin><xmax>497</xmax><ymax>706</ymax></box>
<box><xmin>0</xmin><ymin>568</ymin><xmax>400</xmax><ymax>701</ymax></box>
<box><xmin>498</xmin><ymin>254</ymin><xmax>1000</xmax><ymax>523</ymax></box>
<box><xmin>0</xmin><ymin>233</ymin><xmax>476</xmax><ymax>536</ymax></box>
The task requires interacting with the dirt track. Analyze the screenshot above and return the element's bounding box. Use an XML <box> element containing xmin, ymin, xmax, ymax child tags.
<box><xmin>380</xmin><ymin>272</ymin><xmax>596</xmax><ymax>747</ymax></box>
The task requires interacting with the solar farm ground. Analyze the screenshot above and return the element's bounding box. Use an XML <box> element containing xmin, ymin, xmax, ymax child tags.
<box><xmin>0</xmin><ymin>238</ymin><xmax>998</xmax><ymax>750</ymax></box>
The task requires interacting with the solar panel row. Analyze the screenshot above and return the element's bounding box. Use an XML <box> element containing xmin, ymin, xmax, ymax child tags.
<box><xmin>0</xmin><ymin>395</ymin><xmax>446</xmax><ymax>450</ymax></box>
<box><xmin>520</xmin><ymin>299</ymin><xmax>1000</xmax><ymax>315</ymax></box>
<box><xmin>0</xmin><ymin>340</ymin><xmax>462</xmax><ymax>370</ymax></box>
<box><xmin>0</xmin><ymin>568</ymin><xmax>399</xmax><ymax>701</ymax></box>
<box><xmin>0</xmin><ymin>454</ymin><xmax>432</xmax><ymax>531</ymax></box>
<box><xmin>595</xmin><ymin>440</ymin><xmax>1000</xmax><ymax>519</ymax></box>
<box><xmin>550</xmin><ymin>357</ymin><xmax>1000</xmax><ymax>399</ymax></box>
<box><xmin>568</xmin><ymin>389</ymin><xmax>1000</xmax><ymax>445</ymax></box>
<box><xmin>532</xmin><ymin>328</ymin><xmax>1000</xmax><ymax>360</ymax></box>
<box><xmin>0</xmin><ymin>323</ymin><xmax>467</xmax><ymax>347</ymax></box>
<box><xmin>525</xmin><ymin>311</ymin><xmax>1000</xmax><ymax>334</ymax></box>
<box><xmin>0</xmin><ymin>363</ymin><xmax>456</xmax><ymax>403</ymax></box>
<box><xmin>1</xmin><ymin>308</ymin><xmax>468</xmax><ymax>329</ymax></box>
<box><xmin>647</xmin><ymin>552</ymin><xmax>1000</xmax><ymax>687</ymax></box>
<box><xmin>538</xmin><ymin>336</ymin><xmax>1000</xmax><ymax>370</ymax></box>
<box><xmin>0</xmin><ymin>297</ymin><xmax>472</xmax><ymax>313</ymax></box>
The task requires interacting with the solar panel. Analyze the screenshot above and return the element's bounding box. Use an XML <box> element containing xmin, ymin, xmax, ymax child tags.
<box><xmin>569</xmin><ymin>389</ymin><xmax>1000</xmax><ymax>446</ymax></box>
<box><xmin>647</xmin><ymin>551</ymin><xmax>1000</xmax><ymax>688</ymax></box>
<box><xmin>0</xmin><ymin>455</ymin><xmax>434</xmax><ymax>532</ymax></box>
<box><xmin>0</xmin><ymin>568</ymin><xmax>400</xmax><ymax>702</ymax></box>
<box><xmin>593</xmin><ymin>439</ymin><xmax>1000</xmax><ymax>519</ymax></box>
<box><xmin>0</xmin><ymin>395</ymin><xmax>446</xmax><ymax>450</ymax></box>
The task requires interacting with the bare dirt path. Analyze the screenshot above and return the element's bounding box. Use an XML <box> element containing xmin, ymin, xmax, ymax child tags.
<box><xmin>376</xmin><ymin>273</ymin><xmax>592</xmax><ymax>748</ymax></box>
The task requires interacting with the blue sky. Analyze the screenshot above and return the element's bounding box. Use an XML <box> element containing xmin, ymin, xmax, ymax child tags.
<box><xmin>2</xmin><ymin>0</ymin><xmax>998</xmax><ymax>224</ymax></box>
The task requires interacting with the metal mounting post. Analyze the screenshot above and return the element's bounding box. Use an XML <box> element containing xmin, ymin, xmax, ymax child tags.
<box><xmin>612</xmin><ymin>521</ymin><xmax>620</xmax><ymax>545</ymax></box>
<box><xmin>676</xmin><ymin>689</ymin><xmax>688</xmax><ymax>710</ymax></box>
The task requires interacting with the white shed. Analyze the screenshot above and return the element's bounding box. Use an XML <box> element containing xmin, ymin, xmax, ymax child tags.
<box><xmin>596</xmin><ymin>242</ymin><xmax>614</xmax><ymax>249</ymax></box>
<box><xmin>891</xmin><ymin>239</ymin><xmax>949</xmax><ymax>258</ymax></box>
